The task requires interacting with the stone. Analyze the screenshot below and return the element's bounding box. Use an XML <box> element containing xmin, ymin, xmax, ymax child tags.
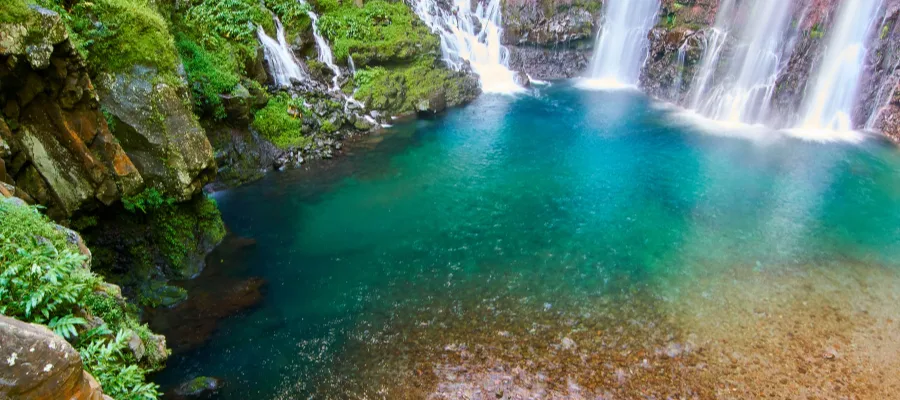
<box><xmin>173</xmin><ymin>376</ymin><xmax>222</xmax><ymax>398</ymax></box>
<box><xmin>128</xmin><ymin>331</ymin><xmax>147</xmax><ymax>361</ymax></box>
<box><xmin>0</xmin><ymin>6</ymin><xmax>144</xmax><ymax>217</ymax></box>
<box><xmin>416</xmin><ymin>91</ymin><xmax>448</xmax><ymax>115</ymax></box>
<box><xmin>0</xmin><ymin>315</ymin><xmax>107</xmax><ymax>400</ymax></box>
<box><xmin>98</xmin><ymin>66</ymin><xmax>216</xmax><ymax>201</ymax></box>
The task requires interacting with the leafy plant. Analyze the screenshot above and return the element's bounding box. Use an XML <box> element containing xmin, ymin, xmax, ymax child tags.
<box><xmin>0</xmin><ymin>201</ymin><xmax>163</xmax><ymax>400</ymax></box>
<box><xmin>122</xmin><ymin>188</ymin><xmax>174</xmax><ymax>214</ymax></box>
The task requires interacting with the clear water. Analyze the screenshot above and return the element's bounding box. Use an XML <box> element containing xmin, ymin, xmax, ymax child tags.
<box><xmin>155</xmin><ymin>85</ymin><xmax>900</xmax><ymax>398</ymax></box>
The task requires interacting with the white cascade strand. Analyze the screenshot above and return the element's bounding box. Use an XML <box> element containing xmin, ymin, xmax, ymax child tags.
<box><xmin>257</xmin><ymin>16</ymin><xmax>305</xmax><ymax>87</ymax></box>
<box><xmin>688</xmin><ymin>0</ymin><xmax>794</xmax><ymax>125</ymax></box>
<box><xmin>411</xmin><ymin>0</ymin><xmax>523</xmax><ymax>93</ymax></box>
<box><xmin>799</xmin><ymin>0</ymin><xmax>884</xmax><ymax>131</ymax></box>
<box><xmin>303</xmin><ymin>6</ymin><xmax>343</xmax><ymax>91</ymax></box>
<box><xmin>586</xmin><ymin>0</ymin><xmax>660</xmax><ymax>87</ymax></box>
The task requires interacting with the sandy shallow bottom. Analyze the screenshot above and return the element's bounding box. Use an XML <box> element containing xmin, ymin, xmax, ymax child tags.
<box><xmin>275</xmin><ymin>257</ymin><xmax>900</xmax><ymax>400</ymax></box>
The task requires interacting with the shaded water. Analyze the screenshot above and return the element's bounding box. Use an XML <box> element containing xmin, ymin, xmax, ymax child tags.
<box><xmin>155</xmin><ymin>85</ymin><xmax>900</xmax><ymax>399</ymax></box>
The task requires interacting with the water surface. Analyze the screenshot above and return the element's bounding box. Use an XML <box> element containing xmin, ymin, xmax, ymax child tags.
<box><xmin>156</xmin><ymin>84</ymin><xmax>900</xmax><ymax>399</ymax></box>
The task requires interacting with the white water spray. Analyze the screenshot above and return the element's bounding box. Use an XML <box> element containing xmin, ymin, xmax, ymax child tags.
<box><xmin>411</xmin><ymin>0</ymin><xmax>523</xmax><ymax>93</ymax></box>
<box><xmin>688</xmin><ymin>0</ymin><xmax>794</xmax><ymax>124</ymax></box>
<box><xmin>587</xmin><ymin>0</ymin><xmax>659</xmax><ymax>86</ymax></box>
<box><xmin>257</xmin><ymin>17</ymin><xmax>305</xmax><ymax>87</ymax></box>
<box><xmin>302</xmin><ymin>4</ymin><xmax>343</xmax><ymax>91</ymax></box>
<box><xmin>799</xmin><ymin>0</ymin><xmax>884</xmax><ymax>131</ymax></box>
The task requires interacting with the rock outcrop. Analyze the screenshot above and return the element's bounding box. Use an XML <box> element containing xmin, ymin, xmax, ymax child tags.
<box><xmin>97</xmin><ymin>66</ymin><xmax>216</xmax><ymax>202</ymax></box>
<box><xmin>503</xmin><ymin>0</ymin><xmax>603</xmax><ymax>80</ymax></box>
<box><xmin>0</xmin><ymin>315</ymin><xmax>112</xmax><ymax>400</ymax></box>
<box><xmin>0</xmin><ymin>6</ymin><xmax>143</xmax><ymax>218</ymax></box>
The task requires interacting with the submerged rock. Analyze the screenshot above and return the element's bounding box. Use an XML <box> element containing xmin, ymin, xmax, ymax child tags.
<box><xmin>172</xmin><ymin>376</ymin><xmax>223</xmax><ymax>399</ymax></box>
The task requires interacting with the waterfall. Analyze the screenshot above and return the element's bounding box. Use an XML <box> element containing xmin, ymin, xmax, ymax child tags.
<box><xmin>799</xmin><ymin>0</ymin><xmax>884</xmax><ymax>131</ymax></box>
<box><xmin>257</xmin><ymin>17</ymin><xmax>305</xmax><ymax>87</ymax></box>
<box><xmin>411</xmin><ymin>0</ymin><xmax>523</xmax><ymax>93</ymax></box>
<box><xmin>348</xmin><ymin>55</ymin><xmax>357</xmax><ymax>75</ymax></box>
<box><xmin>586</xmin><ymin>0</ymin><xmax>659</xmax><ymax>87</ymax></box>
<box><xmin>303</xmin><ymin>5</ymin><xmax>343</xmax><ymax>91</ymax></box>
<box><xmin>687</xmin><ymin>0</ymin><xmax>794</xmax><ymax>124</ymax></box>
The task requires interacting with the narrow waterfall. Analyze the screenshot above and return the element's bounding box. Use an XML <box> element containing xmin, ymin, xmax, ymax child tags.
<box><xmin>411</xmin><ymin>0</ymin><xmax>523</xmax><ymax>93</ymax></box>
<box><xmin>799</xmin><ymin>0</ymin><xmax>884</xmax><ymax>131</ymax></box>
<box><xmin>303</xmin><ymin>5</ymin><xmax>343</xmax><ymax>90</ymax></box>
<box><xmin>257</xmin><ymin>17</ymin><xmax>305</xmax><ymax>87</ymax></box>
<box><xmin>587</xmin><ymin>0</ymin><xmax>659</xmax><ymax>86</ymax></box>
<box><xmin>688</xmin><ymin>0</ymin><xmax>794</xmax><ymax>124</ymax></box>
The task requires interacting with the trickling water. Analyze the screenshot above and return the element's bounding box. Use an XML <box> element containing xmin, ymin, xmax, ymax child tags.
<box><xmin>800</xmin><ymin>0</ymin><xmax>884</xmax><ymax>131</ymax></box>
<box><xmin>411</xmin><ymin>0</ymin><xmax>523</xmax><ymax>93</ymax></box>
<box><xmin>304</xmin><ymin>6</ymin><xmax>343</xmax><ymax>91</ymax></box>
<box><xmin>587</xmin><ymin>0</ymin><xmax>659</xmax><ymax>86</ymax></box>
<box><xmin>257</xmin><ymin>17</ymin><xmax>305</xmax><ymax>87</ymax></box>
<box><xmin>672</xmin><ymin>41</ymin><xmax>688</xmax><ymax>100</ymax></box>
<box><xmin>688</xmin><ymin>0</ymin><xmax>794</xmax><ymax>124</ymax></box>
<box><xmin>348</xmin><ymin>55</ymin><xmax>357</xmax><ymax>75</ymax></box>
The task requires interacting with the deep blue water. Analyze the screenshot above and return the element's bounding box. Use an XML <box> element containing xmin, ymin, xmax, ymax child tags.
<box><xmin>155</xmin><ymin>84</ymin><xmax>900</xmax><ymax>398</ymax></box>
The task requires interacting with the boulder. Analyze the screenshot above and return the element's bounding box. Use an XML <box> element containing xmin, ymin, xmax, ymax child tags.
<box><xmin>97</xmin><ymin>66</ymin><xmax>216</xmax><ymax>201</ymax></box>
<box><xmin>0</xmin><ymin>315</ymin><xmax>108</xmax><ymax>400</ymax></box>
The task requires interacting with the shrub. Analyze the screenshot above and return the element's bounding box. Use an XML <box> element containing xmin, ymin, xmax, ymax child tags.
<box><xmin>122</xmin><ymin>188</ymin><xmax>174</xmax><ymax>214</ymax></box>
<box><xmin>252</xmin><ymin>93</ymin><xmax>313</xmax><ymax>149</ymax></box>
<box><xmin>316</xmin><ymin>0</ymin><xmax>439</xmax><ymax>63</ymax></box>
<box><xmin>176</xmin><ymin>37</ymin><xmax>241</xmax><ymax>119</ymax></box>
<box><xmin>0</xmin><ymin>201</ymin><xmax>163</xmax><ymax>400</ymax></box>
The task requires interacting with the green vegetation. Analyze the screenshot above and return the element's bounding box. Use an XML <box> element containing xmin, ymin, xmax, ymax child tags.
<box><xmin>151</xmin><ymin>197</ymin><xmax>225</xmax><ymax>272</ymax></box>
<box><xmin>0</xmin><ymin>0</ymin><xmax>32</xmax><ymax>24</ymax></box>
<box><xmin>252</xmin><ymin>94</ymin><xmax>313</xmax><ymax>149</ymax></box>
<box><xmin>0</xmin><ymin>200</ymin><xmax>163</xmax><ymax>400</ymax></box>
<box><xmin>182</xmin><ymin>0</ymin><xmax>274</xmax><ymax>46</ymax></box>
<box><xmin>317</xmin><ymin>0</ymin><xmax>439</xmax><ymax>64</ymax></box>
<box><xmin>353</xmin><ymin>57</ymin><xmax>473</xmax><ymax>115</ymax></box>
<box><xmin>176</xmin><ymin>37</ymin><xmax>242</xmax><ymax>119</ymax></box>
<box><xmin>34</xmin><ymin>0</ymin><xmax>179</xmax><ymax>75</ymax></box>
<box><xmin>122</xmin><ymin>188</ymin><xmax>174</xmax><ymax>214</ymax></box>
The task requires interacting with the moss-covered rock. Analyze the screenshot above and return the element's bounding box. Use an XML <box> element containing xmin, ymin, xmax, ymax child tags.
<box><xmin>353</xmin><ymin>57</ymin><xmax>480</xmax><ymax>116</ymax></box>
<box><xmin>1</xmin><ymin>5</ymin><xmax>144</xmax><ymax>218</ymax></box>
<box><xmin>97</xmin><ymin>66</ymin><xmax>216</xmax><ymax>202</ymax></box>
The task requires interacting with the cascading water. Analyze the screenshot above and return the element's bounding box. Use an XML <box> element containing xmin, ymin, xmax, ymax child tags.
<box><xmin>799</xmin><ymin>0</ymin><xmax>884</xmax><ymax>131</ymax></box>
<box><xmin>411</xmin><ymin>0</ymin><xmax>523</xmax><ymax>93</ymax></box>
<box><xmin>688</xmin><ymin>0</ymin><xmax>794</xmax><ymax>124</ymax></box>
<box><xmin>257</xmin><ymin>16</ymin><xmax>305</xmax><ymax>87</ymax></box>
<box><xmin>301</xmin><ymin>3</ymin><xmax>343</xmax><ymax>91</ymax></box>
<box><xmin>586</xmin><ymin>0</ymin><xmax>659</xmax><ymax>87</ymax></box>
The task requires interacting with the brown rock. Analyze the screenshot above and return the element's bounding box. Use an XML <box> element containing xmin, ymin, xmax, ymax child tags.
<box><xmin>0</xmin><ymin>315</ymin><xmax>106</xmax><ymax>400</ymax></box>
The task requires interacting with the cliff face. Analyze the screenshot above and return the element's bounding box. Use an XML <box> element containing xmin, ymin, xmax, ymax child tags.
<box><xmin>503</xmin><ymin>0</ymin><xmax>602</xmax><ymax>80</ymax></box>
<box><xmin>0</xmin><ymin>6</ymin><xmax>215</xmax><ymax>218</ymax></box>
<box><xmin>500</xmin><ymin>0</ymin><xmax>900</xmax><ymax>141</ymax></box>
<box><xmin>0</xmin><ymin>7</ymin><xmax>143</xmax><ymax>219</ymax></box>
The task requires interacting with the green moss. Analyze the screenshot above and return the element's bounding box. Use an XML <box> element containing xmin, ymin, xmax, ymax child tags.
<box><xmin>35</xmin><ymin>0</ymin><xmax>179</xmax><ymax>75</ymax></box>
<box><xmin>317</xmin><ymin>0</ymin><xmax>439</xmax><ymax>64</ymax></box>
<box><xmin>183</xmin><ymin>0</ymin><xmax>274</xmax><ymax>47</ymax></box>
<box><xmin>354</xmin><ymin>57</ymin><xmax>472</xmax><ymax>115</ymax></box>
<box><xmin>150</xmin><ymin>196</ymin><xmax>225</xmax><ymax>275</ymax></box>
<box><xmin>252</xmin><ymin>93</ymin><xmax>313</xmax><ymax>149</ymax></box>
<box><xmin>0</xmin><ymin>0</ymin><xmax>33</xmax><ymax>24</ymax></box>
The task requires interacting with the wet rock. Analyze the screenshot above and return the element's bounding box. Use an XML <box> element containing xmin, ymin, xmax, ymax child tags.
<box><xmin>0</xmin><ymin>7</ymin><xmax>143</xmax><ymax>218</ymax></box>
<box><xmin>508</xmin><ymin>45</ymin><xmax>590</xmax><ymax>81</ymax></box>
<box><xmin>171</xmin><ymin>376</ymin><xmax>222</xmax><ymax>399</ymax></box>
<box><xmin>97</xmin><ymin>66</ymin><xmax>215</xmax><ymax>201</ymax></box>
<box><xmin>0</xmin><ymin>315</ymin><xmax>108</xmax><ymax>400</ymax></box>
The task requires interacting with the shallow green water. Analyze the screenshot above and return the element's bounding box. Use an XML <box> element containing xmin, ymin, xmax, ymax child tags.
<box><xmin>155</xmin><ymin>84</ymin><xmax>900</xmax><ymax>398</ymax></box>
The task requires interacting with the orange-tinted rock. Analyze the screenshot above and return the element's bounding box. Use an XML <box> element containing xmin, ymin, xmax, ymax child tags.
<box><xmin>0</xmin><ymin>7</ymin><xmax>142</xmax><ymax>216</ymax></box>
